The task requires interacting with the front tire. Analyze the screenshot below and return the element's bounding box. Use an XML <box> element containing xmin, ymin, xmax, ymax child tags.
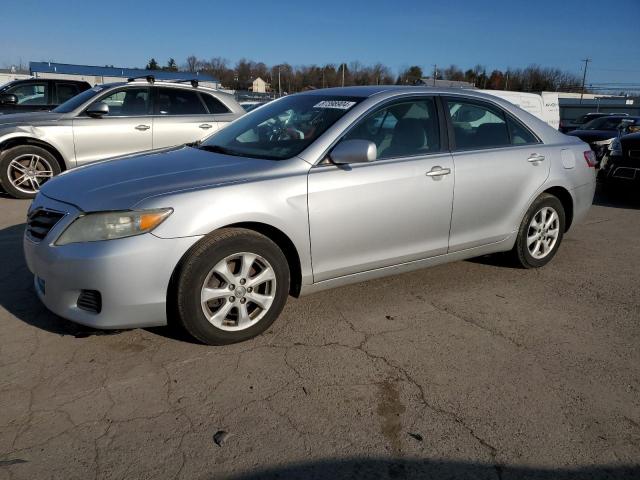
<box><xmin>0</xmin><ymin>145</ymin><xmax>60</xmax><ymax>199</ymax></box>
<box><xmin>511</xmin><ymin>193</ymin><xmax>566</xmax><ymax>268</ymax></box>
<box><xmin>174</xmin><ymin>228</ymin><xmax>290</xmax><ymax>345</ymax></box>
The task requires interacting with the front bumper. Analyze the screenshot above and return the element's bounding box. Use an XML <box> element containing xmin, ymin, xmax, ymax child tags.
<box><xmin>23</xmin><ymin>195</ymin><xmax>202</xmax><ymax>329</ymax></box>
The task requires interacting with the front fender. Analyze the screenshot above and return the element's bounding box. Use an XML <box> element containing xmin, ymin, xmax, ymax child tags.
<box><xmin>135</xmin><ymin>171</ymin><xmax>313</xmax><ymax>286</ymax></box>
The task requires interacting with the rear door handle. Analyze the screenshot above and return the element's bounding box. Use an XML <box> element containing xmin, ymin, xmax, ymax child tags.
<box><xmin>135</xmin><ymin>124</ymin><xmax>150</xmax><ymax>131</ymax></box>
<box><xmin>426</xmin><ymin>166</ymin><xmax>451</xmax><ymax>177</ymax></box>
<box><xmin>527</xmin><ymin>154</ymin><xmax>545</xmax><ymax>163</ymax></box>
<box><xmin>199</xmin><ymin>124</ymin><xmax>212</xmax><ymax>130</ymax></box>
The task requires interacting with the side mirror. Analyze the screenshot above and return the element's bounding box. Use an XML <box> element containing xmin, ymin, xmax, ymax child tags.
<box><xmin>330</xmin><ymin>139</ymin><xmax>377</xmax><ymax>164</ymax></box>
<box><xmin>0</xmin><ymin>93</ymin><xmax>18</xmax><ymax>105</ymax></box>
<box><xmin>86</xmin><ymin>101</ymin><xmax>109</xmax><ymax>118</ymax></box>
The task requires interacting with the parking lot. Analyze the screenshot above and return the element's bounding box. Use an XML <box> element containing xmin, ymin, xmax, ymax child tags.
<box><xmin>0</xmin><ymin>187</ymin><xmax>639</xmax><ymax>479</ymax></box>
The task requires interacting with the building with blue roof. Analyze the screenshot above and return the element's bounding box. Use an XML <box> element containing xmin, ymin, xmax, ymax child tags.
<box><xmin>29</xmin><ymin>62</ymin><xmax>219</xmax><ymax>88</ymax></box>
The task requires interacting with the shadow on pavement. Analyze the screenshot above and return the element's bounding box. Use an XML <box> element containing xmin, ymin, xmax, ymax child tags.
<box><xmin>0</xmin><ymin>222</ymin><xmax>121</xmax><ymax>339</ymax></box>
<box><xmin>226</xmin><ymin>458</ymin><xmax>640</xmax><ymax>480</ymax></box>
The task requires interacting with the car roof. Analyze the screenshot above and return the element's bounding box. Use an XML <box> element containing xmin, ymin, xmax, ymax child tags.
<box><xmin>295</xmin><ymin>85</ymin><xmax>522</xmax><ymax>103</ymax></box>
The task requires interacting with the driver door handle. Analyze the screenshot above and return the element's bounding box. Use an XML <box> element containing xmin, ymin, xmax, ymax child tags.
<box><xmin>527</xmin><ymin>154</ymin><xmax>545</xmax><ymax>163</ymax></box>
<box><xmin>135</xmin><ymin>124</ymin><xmax>150</xmax><ymax>131</ymax></box>
<box><xmin>426</xmin><ymin>166</ymin><xmax>451</xmax><ymax>177</ymax></box>
<box><xmin>199</xmin><ymin>124</ymin><xmax>212</xmax><ymax>130</ymax></box>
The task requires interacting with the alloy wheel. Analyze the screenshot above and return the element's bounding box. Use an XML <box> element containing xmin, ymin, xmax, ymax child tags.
<box><xmin>527</xmin><ymin>206</ymin><xmax>560</xmax><ymax>260</ymax></box>
<box><xmin>200</xmin><ymin>252</ymin><xmax>277</xmax><ymax>331</ymax></box>
<box><xmin>8</xmin><ymin>154</ymin><xmax>54</xmax><ymax>194</ymax></box>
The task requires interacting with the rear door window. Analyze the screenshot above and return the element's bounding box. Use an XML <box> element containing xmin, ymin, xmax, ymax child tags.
<box><xmin>507</xmin><ymin>117</ymin><xmax>539</xmax><ymax>145</ymax></box>
<box><xmin>56</xmin><ymin>83</ymin><xmax>81</xmax><ymax>104</ymax></box>
<box><xmin>447</xmin><ymin>99</ymin><xmax>510</xmax><ymax>150</ymax></box>
<box><xmin>155</xmin><ymin>88</ymin><xmax>207</xmax><ymax>115</ymax></box>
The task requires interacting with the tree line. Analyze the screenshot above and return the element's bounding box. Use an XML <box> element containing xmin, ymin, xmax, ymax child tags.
<box><xmin>143</xmin><ymin>57</ymin><xmax>583</xmax><ymax>93</ymax></box>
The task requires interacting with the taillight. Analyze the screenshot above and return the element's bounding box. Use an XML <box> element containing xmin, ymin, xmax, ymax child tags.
<box><xmin>583</xmin><ymin>150</ymin><xmax>596</xmax><ymax>168</ymax></box>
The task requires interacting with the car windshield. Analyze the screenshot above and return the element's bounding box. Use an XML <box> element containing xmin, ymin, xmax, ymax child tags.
<box><xmin>582</xmin><ymin>116</ymin><xmax>626</xmax><ymax>131</ymax></box>
<box><xmin>53</xmin><ymin>86</ymin><xmax>104</xmax><ymax>113</ymax></box>
<box><xmin>199</xmin><ymin>95</ymin><xmax>364</xmax><ymax>160</ymax></box>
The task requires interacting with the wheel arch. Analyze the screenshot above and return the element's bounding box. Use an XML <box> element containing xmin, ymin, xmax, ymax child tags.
<box><xmin>0</xmin><ymin>136</ymin><xmax>68</xmax><ymax>172</ymax></box>
<box><xmin>543</xmin><ymin>186</ymin><xmax>574</xmax><ymax>232</ymax></box>
<box><xmin>168</xmin><ymin>221</ymin><xmax>303</xmax><ymax>307</ymax></box>
<box><xmin>224</xmin><ymin>221</ymin><xmax>303</xmax><ymax>297</ymax></box>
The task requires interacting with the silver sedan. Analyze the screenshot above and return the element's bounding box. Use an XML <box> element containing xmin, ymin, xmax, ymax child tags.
<box><xmin>23</xmin><ymin>86</ymin><xmax>596</xmax><ymax>344</ymax></box>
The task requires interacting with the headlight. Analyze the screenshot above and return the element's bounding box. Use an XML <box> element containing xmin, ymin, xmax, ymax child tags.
<box><xmin>610</xmin><ymin>138</ymin><xmax>622</xmax><ymax>156</ymax></box>
<box><xmin>593</xmin><ymin>138</ymin><xmax>614</xmax><ymax>146</ymax></box>
<box><xmin>55</xmin><ymin>208</ymin><xmax>172</xmax><ymax>245</ymax></box>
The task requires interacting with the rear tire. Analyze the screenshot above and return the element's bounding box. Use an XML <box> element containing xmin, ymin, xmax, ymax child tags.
<box><xmin>0</xmin><ymin>145</ymin><xmax>60</xmax><ymax>199</ymax></box>
<box><xmin>174</xmin><ymin>228</ymin><xmax>290</xmax><ymax>345</ymax></box>
<box><xmin>511</xmin><ymin>193</ymin><xmax>565</xmax><ymax>269</ymax></box>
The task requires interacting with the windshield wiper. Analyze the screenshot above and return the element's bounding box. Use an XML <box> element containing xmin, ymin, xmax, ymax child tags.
<box><xmin>199</xmin><ymin>144</ymin><xmax>242</xmax><ymax>156</ymax></box>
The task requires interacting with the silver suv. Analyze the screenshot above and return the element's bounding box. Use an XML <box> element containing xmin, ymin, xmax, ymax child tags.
<box><xmin>0</xmin><ymin>77</ymin><xmax>244</xmax><ymax>198</ymax></box>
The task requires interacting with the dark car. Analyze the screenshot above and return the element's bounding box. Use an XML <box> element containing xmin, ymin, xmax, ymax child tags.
<box><xmin>566</xmin><ymin>115</ymin><xmax>640</xmax><ymax>165</ymax></box>
<box><xmin>560</xmin><ymin>112</ymin><xmax>628</xmax><ymax>133</ymax></box>
<box><xmin>599</xmin><ymin>131</ymin><xmax>640</xmax><ymax>186</ymax></box>
<box><xmin>0</xmin><ymin>78</ymin><xmax>91</xmax><ymax>114</ymax></box>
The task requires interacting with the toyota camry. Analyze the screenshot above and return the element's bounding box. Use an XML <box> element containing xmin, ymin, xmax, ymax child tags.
<box><xmin>23</xmin><ymin>86</ymin><xmax>596</xmax><ymax>345</ymax></box>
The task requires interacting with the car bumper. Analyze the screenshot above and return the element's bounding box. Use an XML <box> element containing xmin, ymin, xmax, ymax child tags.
<box><xmin>571</xmin><ymin>181</ymin><xmax>597</xmax><ymax>226</ymax></box>
<box><xmin>23</xmin><ymin>196</ymin><xmax>202</xmax><ymax>329</ymax></box>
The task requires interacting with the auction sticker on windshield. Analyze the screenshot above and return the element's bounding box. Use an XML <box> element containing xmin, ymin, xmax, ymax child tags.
<box><xmin>313</xmin><ymin>100</ymin><xmax>357</xmax><ymax>110</ymax></box>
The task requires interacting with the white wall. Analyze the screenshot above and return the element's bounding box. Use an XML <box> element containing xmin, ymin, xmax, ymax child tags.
<box><xmin>0</xmin><ymin>72</ymin><xmax>32</xmax><ymax>87</ymax></box>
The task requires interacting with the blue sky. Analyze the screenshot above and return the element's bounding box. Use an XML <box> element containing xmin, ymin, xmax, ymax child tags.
<box><xmin>2</xmin><ymin>0</ymin><xmax>639</xmax><ymax>86</ymax></box>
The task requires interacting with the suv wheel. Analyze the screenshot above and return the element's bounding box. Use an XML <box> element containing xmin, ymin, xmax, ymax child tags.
<box><xmin>0</xmin><ymin>145</ymin><xmax>60</xmax><ymax>199</ymax></box>
<box><xmin>512</xmin><ymin>193</ymin><xmax>566</xmax><ymax>268</ymax></box>
<box><xmin>174</xmin><ymin>228</ymin><xmax>290</xmax><ymax>345</ymax></box>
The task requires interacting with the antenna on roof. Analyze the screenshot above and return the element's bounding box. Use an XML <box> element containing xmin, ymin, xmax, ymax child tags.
<box><xmin>127</xmin><ymin>75</ymin><xmax>155</xmax><ymax>84</ymax></box>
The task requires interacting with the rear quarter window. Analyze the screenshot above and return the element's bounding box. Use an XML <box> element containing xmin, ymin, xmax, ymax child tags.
<box><xmin>201</xmin><ymin>94</ymin><xmax>230</xmax><ymax>114</ymax></box>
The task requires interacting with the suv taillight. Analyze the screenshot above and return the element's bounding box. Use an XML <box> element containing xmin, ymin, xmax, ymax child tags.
<box><xmin>583</xmin><ymin>150</ymin><xmax>596</xmax><ymax>168</ymax></box>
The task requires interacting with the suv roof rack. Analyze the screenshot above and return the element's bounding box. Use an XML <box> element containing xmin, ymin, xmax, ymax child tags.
<box><xmin>171</xmin><ymin>79</ymin><xmax>199</xmax><ymax>88</ymax></box>
<box><xmin>125</xmin><ymin>76</ymin><xmax>202</xmax><ymax>88</ymax></box>
<box><xmin>127</xmin><ymin>75</ymin><xmax>155</xmax><ymax>84</ymax></box>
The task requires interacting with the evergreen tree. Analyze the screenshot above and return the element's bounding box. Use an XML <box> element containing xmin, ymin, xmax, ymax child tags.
<box><xmin>145</xmin><ymin>58</ymin><xmax>159</xmax><ymax>70</ymax></box>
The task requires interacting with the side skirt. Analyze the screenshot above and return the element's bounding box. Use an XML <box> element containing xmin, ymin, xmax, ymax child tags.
<box><xmin>299</xmin><ymin>234</ymin><xmax>516</xmax><ymax>296</ymax></box>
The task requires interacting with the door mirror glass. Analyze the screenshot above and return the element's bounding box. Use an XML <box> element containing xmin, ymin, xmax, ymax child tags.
<box><xmin>0</xmin><ymin>93</ymin><xmax>18</xmax><ymax>105</ymax></box>
<box><xmin>330</xmin><ymin>139</ymin><xmax>377</xmax><ymax>164</ymax></box>
<box><xmin>86</xmin><ymin>101</ymin><xmax>109</xmax><ymax>118</ymax></box>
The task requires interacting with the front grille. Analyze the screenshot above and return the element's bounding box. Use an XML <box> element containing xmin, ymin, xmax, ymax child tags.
<box><xmin>26</xmin><ymin>209</ymin><xmax>65</xmax><ymax>242</ymax></box>
<box><xmin>629</xmin><ymin>150</ymin><xmax>640</xmax><ymax>160</ymax></box>
<box><xmin>77</xmin><ymin>290</ymin><xmax>102</xmax><ymax>314</ymax></box>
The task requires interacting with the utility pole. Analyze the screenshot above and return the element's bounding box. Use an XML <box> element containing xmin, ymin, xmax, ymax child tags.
<box><xmin>341</xmin><ymin>63</ymin><xmax>345</xmax><ymax>87</ymax></box>
<box><xmin>505</xmin><ymin>72</ymin><xmax>509</xmax><ymax>90</ymax></box>
<box><xmin>278</xmin><ymin>65</ymin><xmax>281</xmax><ymax>97</ymax></box>
<box><xmin>580</xmin><ymin>58</ymin><xmax>591</xmax><ymax>104</ymax></box>
<box><xmin>432</xmin><ymin>64</ymin><xmax>437</xmax><ymax>86</ymax></box>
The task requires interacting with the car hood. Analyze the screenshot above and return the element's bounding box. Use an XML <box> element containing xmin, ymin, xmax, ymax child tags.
<box><xmin>40</xmin><ymin>146</ymin><xmax>305</xmax><ymax>211</ymax></box>
<box><xmin>620</xmin><ymin>131</ymin><xmax>640</xmax><ymax>146</ymax></box>
<box><xmin>566</xmin><ymin>129</ymin><xmax>617</xmax><ymax>143</ymax></box>
<box><xmin>0</xmin><ymin>111</ymin><xmax>65</xmax><ymax>126</ymax></box>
